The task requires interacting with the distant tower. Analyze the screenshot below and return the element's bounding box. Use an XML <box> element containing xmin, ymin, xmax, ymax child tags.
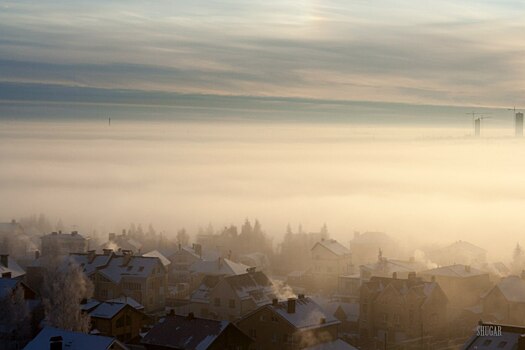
<box><xmin>516</xmin><ymin>112</ymin><xmax>523</xmax><ymax>137</ymax></box>
<box><xmin>474</xmin><ymin>118</ymin><xmax>481</xmax><ymax>137</ymax></box>
<box><xmin>109</xmin><ymin>117</ymin><xmax>111</xmax><ymax>126</ymax></box>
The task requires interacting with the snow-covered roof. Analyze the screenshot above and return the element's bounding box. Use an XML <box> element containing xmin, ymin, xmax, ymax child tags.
<box><xmin>304</xmin><ymin>339</ymin><xmax>358</xmax><ymax>350</ymax></box>
<box><xmin>143</xmin><ymin>250</ymin><xmax>171</xmax><ymax>267</ymax></box>
<box><xmin>141</xmin><ymin>315</ymin><xmax>231</xmax><ymax>350</ymax></box>
<box><xmin>41</xmin><ymin>231</ymin><xmax>86</xmax><ymax>241</ymax></box>
<box><xmin>494</xmin><ymin>276</ymin><xmax>525</xmax><ymax>303</ymax></box>
<box><xmin>89</xmin><ymin>302</ymin><xmax>128</xmax><ymax>319</ymax></box>
<box><xmin>0</xmin><ymin>221</ymin><xmax>23</xmax><ymax>235</ymax></box>
<box><xmin>352</xmin><ymin>231</ymin><xmax>393</xmax><ymax>244</ymax></box>
<box><xmin>462</xmin><ymin>323</ymin><xmax>525</xmax><ymax>350</ymax></box>
<box><xmin>98</xmin><ymin>255</ymin><xmax>163</xmax><ymax>284</ymax></box>
<box><xmin>223</xmin><ymin>271</ymin><xmax>274</xmax><ymax>305</ymax></box>
<box><xmin>269</xmin><ymin>297</ymin><xmax>340</xmax><ymax>330</ymax></box>
<box><xmin>69</xmin><ymin>254</ymin><xmax>113</xmax><ymax>276</ymax></box>
<box><xmin>421</xmin><ymin>264</ymin><xmax>487</xmax><ymax>278</ymax></box>
<box><xmin>0</xmin><ymin>278</ymin><xmax>20</xmax><ymax>298</ymax></box>
<box><xmin>107</xmin><ymin>296</ymin><xmax>144</xmax><ymax>310</ymax></box>
<box><xmin>361</xmin><ymin>258</ymin><xmax>427</xmax><ymax>275</ymax></box>
<box><xmin>24</xmin><ymin>326</ymin><xmax>127</xmax><ymax>350</ymax></box>
<box><xmin>190</xmin><ymin>258</ymin><xmax>249</xmax><ymax>276</ymax></box>
<box><xmin>312</xmin><ymin>239</ymin><xmax>350</xmax><ymax>256</ymax></box>
<box><xmin>0</xmin><ymin>256</ymin><xmax>26</xmax><ymax>278</ymax></box>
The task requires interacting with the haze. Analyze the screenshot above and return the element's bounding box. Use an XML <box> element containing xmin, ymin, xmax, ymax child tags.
<box><xmin>1</xmin><ymin>118</ymin><xmax>523</xmax><ymax>261</ymax></box>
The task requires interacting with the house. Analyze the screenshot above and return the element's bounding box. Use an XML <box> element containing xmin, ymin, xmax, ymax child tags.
<box><xmin>189</xmin><ymin>257</ymin><xmax>250</xmax><ymax>293</ymax></box>
<box><xmin>482</xmin><ymin>274</ymin><xmax>525</xmax><ymax>324</ymax></box>
<box><xmin>420</xmin><ymin>264</ymin><xmax>491</xmax><ymax>319</ymax></box>
<box><xmin>359</xmin><ymin>273</ymin><xmax>448</xmax><ymax>349</ymax></box>
<box><xmin>236</xmin><ymin>295</ymin><xmax>341</xmax><ymax>350</ymax></box>
<box><xmin>350</xmin><ymin>231</ymin><xmax>399</xmax><ymax>266</ymax></box>
<box><xmin>0</xmin><ymin>254</ymin><xmax>26</xmax><ymax>279</ymax></box>
<box><xmin>311</xmin><ymin>296</ymin><xmax>360</xmax><ymax>345</ymax></box>
<box><xmin>426</xmin><ymin>240</ymin><xmax>487</xmax><ymax>267</ymax></box>
<box><xmin>278</xmin><ymin>227</ymin><xmax>329</xmax><ymax>275</ymax></box>
<box><xmin>0</xmin><ymin>277</ymin><xmax>42</xmax><ymax>347</ymax></box>
<box><xmin>310</xmin><ymin>239</ymin><xmax>352</xmax><ymax>291</ymax></box>
<box><xmin>0</xmin><ymin>220</ymin><xmax>38</xmax><ymax>259</ymax></box>
<box><xmin>336</xmin><ymin>274</ymin><xmax>362</xmax><ymax>302</ymax></box>
<box><xmin>359</xmin><ymin>254</ymin><xmax>427</xmax><ymax>281</ymax></box>
<box><xmin>23</xmin><ymin>326</ymin><xmax>129</xmax><ymax>350</ymax></box>
<box><xmin>70</xmin><ymin>251</ymin><xmax>168</xmax><ymax>313</ymax></box>
<box><xmin>142</xmin><ymin>313</ymin><xmax>252</xmax><ymax>350</ymax></box>
<box><xmin>239</xmin><ymin>252</ymin><xmax>271</xmax><ymax>273</ymax></box>
<box><xmin>41</xmin><ymin>231</ymin><xmax>89</xmax><ymax>257</ymax></box>
<box><xmin>86</xmin><ymin>300</ymin><xmax>150</xmax><ymax>343</ymax></box>
<box><xmin>462</xmin><ymin>322</ymin><xmax>525</xmax><ymax>349</ymax></box>
<box><xmin>190</xmin><ymin>270</ymin><xmax>276</xmax><ymax>320</ymax></box>
<box><xmin>100</xmin><ymin>232</ymin><xmax>143</xmax><ymax>254</ymax></box>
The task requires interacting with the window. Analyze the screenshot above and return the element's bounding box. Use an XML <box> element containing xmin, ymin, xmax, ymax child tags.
<box><xmin>409</xmin><ymin>309</ymin><xmax>414</xmax><ymax>324</ymax></box>
<box><xmin>394</xmin><ymin>313</ymin><xmax>400</xmax><ymax>325</ymax></box>
<box><xmin>139</xmin><ymin>266</ymin><xmax>144</xmax><ymax>272</ymax></box>
<box><xmin>249</xmin><ymin>329</ymin><xmax>256</xmax><ymax>338</ymax></box>
<box><xmin>214</xmin><ymin>298</ymin><xmax>221</xmax><ymax>307</ymax></box>
<box><xmin>229</xmin><ymin>299</ymin><xmax>236</xmax><ymax>308</ymax></box>
<box><xmin>382</xmin><ymin>313</ymin><xmax>388</xmax><ymax>324</ymax></box>
<box><xmin>271</xmin><ymin>314</ymin><xmax>278</xmax><ymax>322</ymax></box>
<box><xmin>127</xmin><ymin>266</ymin><xmax>133</xmax><ymax>271</ymax></box>
<box><xmin>116</xmin><ymin>316</ymin><xmax>125</xmax><ymax>328</ymax></box>
<box><xmin>272</xmin><ymin>333</ymin><xmax>278</xmax><ymax>343</ymax></box>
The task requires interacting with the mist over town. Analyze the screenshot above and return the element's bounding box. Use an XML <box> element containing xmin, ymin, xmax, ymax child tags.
<box><xmin>2</xmin><ymin>1</ymin><xmax>525</xmax><ymax>350</ymax></box>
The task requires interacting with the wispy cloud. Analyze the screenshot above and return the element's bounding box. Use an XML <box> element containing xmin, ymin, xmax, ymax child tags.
<box><xmin>1</xmin><ymin>0</ymin><xmax>524</xmax><ymax>108</ymax></box>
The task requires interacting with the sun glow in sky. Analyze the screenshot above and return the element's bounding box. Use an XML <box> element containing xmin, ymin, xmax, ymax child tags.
<box><xmin>1</xmin><ymin>0</ymin><xmax>524</xmax><ymax>109</ymax></box>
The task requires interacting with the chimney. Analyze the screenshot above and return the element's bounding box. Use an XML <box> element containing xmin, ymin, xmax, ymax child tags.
<box><xmin>431</xmin><ymin>275</ymin><xmax>436</xmax><ymax>282</ymax></box>
<box><xmin>58</xmin><ymin>230</ymin><xmax>62</xmax><ymax>234</ymax></box>
<box><xmin>298</xmin><ymin>294</ymin><xmax>305</xmax><ymax>299</ymax></box>
<box><xmin>218</xmin><ymin>257</ymin><xmax>223</xmax><ymax>269</ymax></box>
<box><xmin>521</xmin><ymin>270</ymin><xmax>525</xmax><ymax>280</ymax></box>
<box><xmin>392</xmin><ymin>272</ymin><xmax>397</xmax><ymax>279</ymax></box>
<box><xmin>2</xmin><ymin>272</ymin><xmax>12</xmax><ymax>279</ymax></box>
<box><xmin>465</xmin><ymin>265</ymin><xmax>471</xmax><ymax>273</ymax></box>
<box><xmin>187</xmin><ymin>312</ymin><xmax>194</xmax><ymax>320</ymax></box>
<box><xmin>518</xmin><ymin>334</ymin><xmax>525</xmax><ymax>350</ymax></box>
<box><xmin>354</xmin><ymin>231</ymin><xmax>360</xmax><ymax>240</ymax></box>
<box><xmin>35</xmin><ymin>250</ymin><xmax>40</xmax><ymax>260</ymax></box>
<box><xmin>320</xmin><ymin>317</ymin><xmax>326</xmax><ymax>324</ymax></box>
<box><xmin>11</xmin><ymin>219</ymin><xmax>15</xmax><ymax>224</ymax></box>
<box><xmin>272</xmin><ymin>298</ymin><xmax>278</xmax><ymax>306</ymax></box>
<box><xmin>246</xmin><ymin>267</ymin><xmax>256</xmax><ymax>274</ymax></box>
<box><xmin>0</xmin><ymin>254</ymin><xmax>8</xmax><ymax>267</ymax></box>
<box><xmin>122</xmin><ymin>253</ymin><xmax>132</xmax><ymax>266</ymax></box>
<box><xmin>108</xmin><ymin>233</ymin><xmax>116</xmax><ymax>241</ymax></box>
<box><xmin>178</xmin><ymin>243</ymin><xmax>181</xmax><ymax>251</ymax></box>
<box><xmin>194</xmin><ymin>244</ymin><xmax>202</xmax><ymax>258</ymax></box>
<box><xmin>408</xmin><ymin>272</ymin><xmax>416</xmax><ymax>281</ymax></box>
<box><xmin>87</xmin><ymin>250</ymin><xmax>96</xmax><ymax>263</ymax></box>
<box><xmin>80</xmin><ymin>298</ymin><xmax>87</xmax><ymax>305</ymax></box>
<box><xmin>50</xmin><ymin>336</ymin><xmax>63</xmax><ymax>350</ymax></box>
<box><xmin>169</xmin><ymin>309</ymin><xmax>175</xmax><ymax>316</ymax></box>
<box><xmin>103</xmin><ymin>248</ymin><xmax>113</xmax><ymax>255</ymax></box>
<box><xmin>287</xmin><ymin>298</ymin><xmax>296</xmax><ymax>314</ymax></box>
<box><xmin>71</xmin><ymin>231</ymin><xmax>78</xmax><ymax>236</ymax></box>
<box><xmin>122</xmin><ymin>229</ymin><xmax>126</xmax><ymax>236</ymax></box>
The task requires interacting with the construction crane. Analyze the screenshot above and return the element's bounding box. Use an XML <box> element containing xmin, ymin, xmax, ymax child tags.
<box><xmin>508</xmin><ymin>107</ymin><xmax>523</xmax><ymax>137</ymax></box>
<box><xmin>466</xmin><ymin>112</ymin><xmax>491</xmax><ymax>137</ymax></box>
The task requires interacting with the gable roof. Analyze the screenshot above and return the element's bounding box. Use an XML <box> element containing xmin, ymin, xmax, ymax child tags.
<box><xmin>312</xmin><ymin>239</ymin><xmax>350</xmax><ymax>256</ymax></box>
<box><xmin>493</xmin><ymin>276</ymin><xmax>525</xmax><ymax>303</ymax></box>
<box><xmin>420</xmin><ymin>264</ymin><xmax>487</xmax><ymax>278</ymax></box>
<box><xmin>0</xmin><ymin>278</ymin><xmax>21</xmax><ymax>298</ymax></box>
<box><xmin>98</xmin><ymin>255</ymin><xmax>163</xmax><ymax>283</ymax></box>
<box><xmin>143</xmin><ymin>250</ymin><xmax>171</xmax><ymax>267</ymax></box>
<box><xmin>89</xmin><ymin>302</ymin><xmax>143</xmax><ymax>319</ymax></box>
<box><xmin>462</xmin><ymin>323</ymin><xmax>525</xmax><ymax>350</ymax></box>
<box><xmin>361</xmin><ymin>258</ymin><xmax>427</xmax><ymax>276</ymax></box>
<box><xmin>141</xmin><ymin>315</ymin><xmax>234</xmax><ymax>350</ymax></box>
<box><xmin>268</xmin><ymin>297</ymin><xmax>340</xmax><ymax>330</ymax></box>
<box><xmin>24</xmin><ymin>326</ymin><xmax>127</xmax><ymax>350</ymax></box>
<box><xmin>190</xmin><ymin>258</ymin><xmax>249</xmax><ymax>276</ymax></box>
<box><xmin>222</xmin><ymin>271</ymin><xmax>274</xmax><ymax>305</ymax></box>
<box><xmin>0</xmin><ymin>256</ymin><xmax>26</xmax><ymax>278</ymax></box>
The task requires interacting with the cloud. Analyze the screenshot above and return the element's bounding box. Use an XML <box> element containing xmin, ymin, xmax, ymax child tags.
<box><xmin>0</xmin><ymin>0</ymin><xmax>524</xmax><ymax>107</ymax></box>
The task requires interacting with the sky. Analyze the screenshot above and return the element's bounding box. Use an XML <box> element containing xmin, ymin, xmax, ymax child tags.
<box><xmin>1</xmin><ymin>1</ymin><xmax>525</xmax><ymax>262</ymax></box>
<box><xmin>1</xmin><ymin>0</ymin><xmax>525</xmax><ymax>114</ymax></box>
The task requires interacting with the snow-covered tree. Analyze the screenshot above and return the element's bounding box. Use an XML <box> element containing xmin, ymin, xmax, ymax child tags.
<box><xmin>41</xmin><ymin>257</ymin><xmax>93</xmax><ymax>332</ymax></box>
